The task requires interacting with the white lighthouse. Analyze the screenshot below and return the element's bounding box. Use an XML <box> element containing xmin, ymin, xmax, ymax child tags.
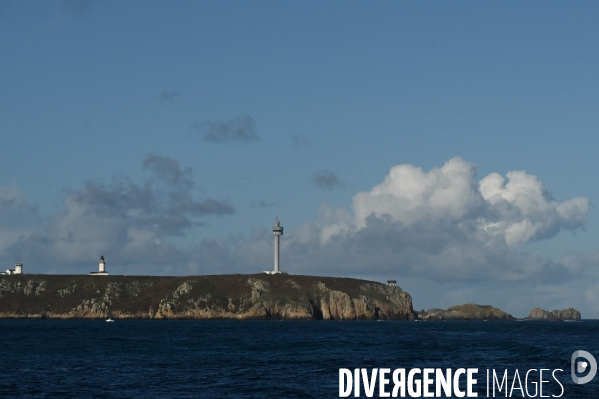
<box><xmin>99</xmin><ymin>256</ymin><xmax>106</xmax><ymax>273</ymax></box>
<box><xmin>90</xmin><ymin>255</ymin><xmax>109</xmax><ymax>275</ymax></box>
<box><xmin>264</xmin><ymin>217</ymin><xmax>284</xmax><ymax>274</ymax></box>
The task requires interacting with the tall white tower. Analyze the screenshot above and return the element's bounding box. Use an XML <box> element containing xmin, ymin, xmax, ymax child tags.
<box><xmin>99</xmin><ymin>255</ymin><xmax>106</xmax><ymax>273</ymax></box>
<box><xmin>273</xmin><ymin>217</ymin><xmax>283</xmax><ymax>273</ymax></box>
<box><xmin>90</xmin><ymin>255</ymin><xmax>109</xmax><ymax>275</ymax></box>
<box><xmin>14</xmin><ymin>263</ymin><xmax>22</xmax><ymax>274</ymax></box>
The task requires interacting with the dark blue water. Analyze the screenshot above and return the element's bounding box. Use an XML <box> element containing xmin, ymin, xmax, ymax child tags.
<box><xmin>0</xmin><ymin>320</ymin><xmax>597</xmax><ymax>398</ymax></box>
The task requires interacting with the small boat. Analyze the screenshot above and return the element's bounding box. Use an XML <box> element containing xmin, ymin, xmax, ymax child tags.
<box><xmin>106</xmin><ymin>317</ymin><xmax>114</xmax><ymax>322</ymax></box>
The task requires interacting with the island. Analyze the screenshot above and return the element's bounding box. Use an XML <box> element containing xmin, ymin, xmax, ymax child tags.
<box><xmin>418</xmin><ymin>304</ymin><xmax>514</xmax><ymax>321</ymax></box>
<box><xmin>0</xmin><ymin>274</ymin><xmax>416</xmax><ymax>320</ymax></box>
<box><xmin>527</xmin><ymin>307</ymin><xmax>581</xmax><ymax>321</ymax></box>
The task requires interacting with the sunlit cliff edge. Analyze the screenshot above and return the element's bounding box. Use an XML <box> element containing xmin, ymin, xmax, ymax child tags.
<box><xmin>0</xmin><ymin>274</ymin><xmax>416</xmax><ymax>320</ymax></box>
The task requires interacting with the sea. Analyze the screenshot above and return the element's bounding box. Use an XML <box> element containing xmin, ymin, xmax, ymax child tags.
<box><xmin>0</xmin><ymin>319</ymin><xmax>597</xmax><ymax>398</ymax></box>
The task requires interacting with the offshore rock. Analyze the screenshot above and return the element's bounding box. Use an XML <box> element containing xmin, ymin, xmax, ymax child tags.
<box><xmin>0</xmin><ymin>274</ymin><xmax>416</xmax><ymax>320</ymax></box>
<box><xmin>423</xmin><ymin>304</ymin><xmax>514</xmax><ymax>321</ymax></box>
<box><xmin>528</xmin><ymin>307</ymin><xmax>581</xmax><ymax>321</ymax></box>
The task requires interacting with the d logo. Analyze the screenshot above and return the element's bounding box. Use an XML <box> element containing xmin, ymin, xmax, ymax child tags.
<box><xmin>571</xmin><ymin>350</ymin><xmax>597</xmax><ymax>384</ymax></box>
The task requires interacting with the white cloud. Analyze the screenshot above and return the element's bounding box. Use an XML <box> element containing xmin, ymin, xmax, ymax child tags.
<box><xmin>479</xmin><ymin>170</ymin><xmax>589</xmax><ymax>246</ymax></box>
<box><xmin>353</xmin><ymin>157</ymin><xmax>484</xmax><ymax>229</ymax></box>
<box><xmin>348</xmin><ymin>157</ymin><xmax>589</xmax><ymax>248</ymax></box>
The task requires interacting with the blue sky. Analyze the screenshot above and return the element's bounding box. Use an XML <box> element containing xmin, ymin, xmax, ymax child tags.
<box><xmin>1</xmin><ymin>1</ymin><xmax>598</xmax><ymax>317</ymax></box>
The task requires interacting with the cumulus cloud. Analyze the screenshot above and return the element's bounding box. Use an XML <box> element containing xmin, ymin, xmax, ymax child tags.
<box><xmin>349</xmin><ymin>157</ymin><xmax>589</xmax><ymax>248</ymax></box>
<box><xmin>478</xmin><ymin>171</ymin><xmax>589</xmax><ymax>246</ymax></box>
<box><xmin>7</xmin><ymin>155</ymin><xmax>234</xmax><ymax>269</ymax></box>
<box><xmin>312</xmin><ymin>169</ymin><xmax>345</xmax><ymax>190</ymax></box>
<box><xmin>294</xmin><ymin>158</ymin><xmax>588</xmax><ymax>283</ymax></box>
<box><xmin>191</xmin><ymin>115</ymin><xmax>258</xmax><ymax>143</ymax></box>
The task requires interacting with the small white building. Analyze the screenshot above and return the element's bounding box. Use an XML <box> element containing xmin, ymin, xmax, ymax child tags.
<box><xmin>0</xmin><ymin>263</ymin><xmax>23</xmax><ymax>276</ymax></box>
<box><xmin>89</xmin><ymin>256</ymin><xmax>109</xmax><ymax>275</ymax></box>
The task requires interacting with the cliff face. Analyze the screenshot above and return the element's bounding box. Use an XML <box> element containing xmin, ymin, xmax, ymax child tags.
<box><xmin>0</xmin><ymin>274</ymin><xmax>416</xmax><ymax>320</ymax></box>
<box><xmin>420</xmin><ymin>304</ymin><xmax>514</xmax><ymax>321</ymax></box>
<box><xmin>528</xmin><ymin>307</ymin><xmax>581</xmax><ymax>321</ymax></box>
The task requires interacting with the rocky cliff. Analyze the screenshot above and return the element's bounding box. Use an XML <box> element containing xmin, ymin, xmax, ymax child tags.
<box><xmin>0</xmin><ymin>274</ymin><xmax>416</xmax><ymax>320</ymax></box>
<box><xmin>419</xmin><ymin>304</ymin><xmax>514</xmax><ymax>321</ymax></box>
<box><xmin>527</xmin><ymin>307</ymin><xmax>581</xmax><ymax>321</ymax></box>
